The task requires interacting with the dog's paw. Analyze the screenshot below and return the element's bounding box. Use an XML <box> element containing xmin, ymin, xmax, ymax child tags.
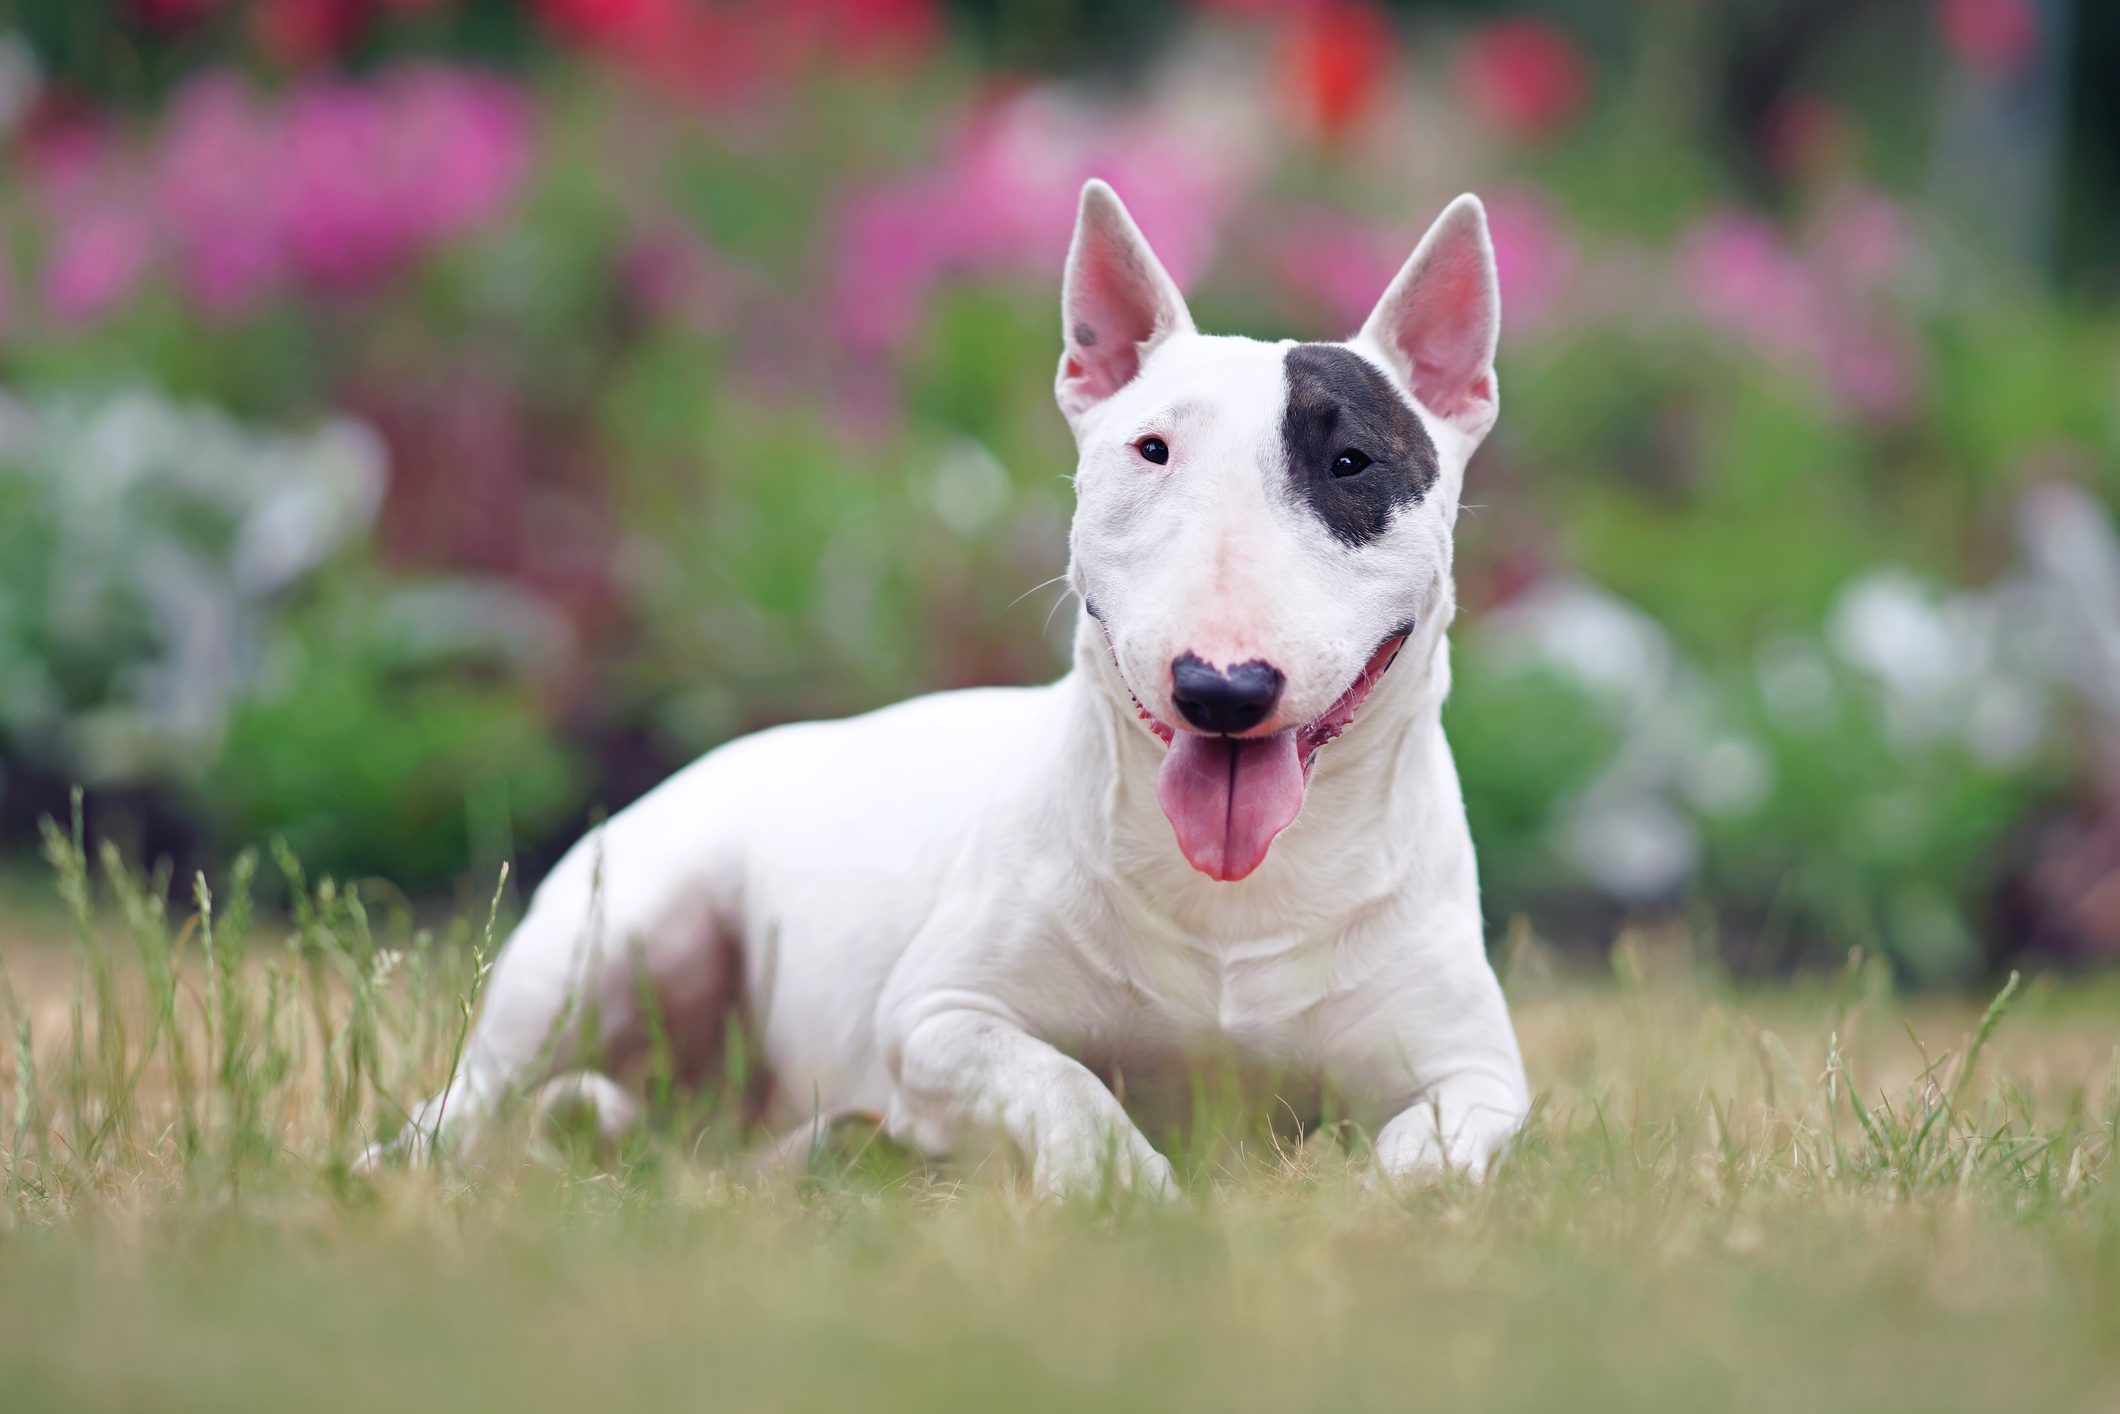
<box><xmin>1363</xmin><ymin>1128</ymin><xmax>1452</xmax><ymax>1194</ymax></box>
<box><xmin>1365</xmin><ymin>1108</ymin><xmax>1517</xmax><ymax>1194</ymax></box>
<box><xmin>352</xmin><ymin>1124</ymin><xmax>431</xmax><ymax>1174</ymax></box>
<box><xmin>1031</xmin><ymin>1125</ymin><xmax>1179</xmax><ymax>1203</ymax></box>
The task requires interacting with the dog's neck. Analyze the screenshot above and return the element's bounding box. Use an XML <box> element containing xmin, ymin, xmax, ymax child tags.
<box><xmin>1059</xmin><ymin>590</ymin><xmax>1460</xmax><ymax>941</ymax></box>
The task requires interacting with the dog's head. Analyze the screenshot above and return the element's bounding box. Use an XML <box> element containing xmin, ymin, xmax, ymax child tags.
<box><xmin>1059</xmin><ymin>180</ymin><xmax>1500</xmax><ymax>883</ymax></box>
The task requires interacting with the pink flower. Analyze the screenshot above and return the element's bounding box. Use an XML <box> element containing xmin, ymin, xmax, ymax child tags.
<box><xmin>1267</xmin><ymin>210</ymin><xmax>1398</xmax><ymax>334</ymax></box>
<box><xmin>277</xmin><ymin>71</ymin><xmax>521</xmax><ymax>288</ymax></box>
<box><xmin>835</xmin><ymin>178</ymin><xmax>955</xmax><ymax>349</ymax></box>
<box><xmin>388</xmin><ymin>69</ymin><xmax>532</xmax><ymax>238</ymax></box>
<box><xmin>1679</xmin><ymin>210</ymin><xmax>1819</xmax><ymax>359</ymax></box>
<box><xmin>1813</xmin><ymin>189</ymin><xmax>1914</xmax><ymax>288</ymax></box>
<box><xmin>1938</xmin><ymin>0</ymin><xmax>2039</xmax><ymax>80</ymax></box>
<box><xmin>1485</xmin><ymin>190</ymin><xmax>1575</xmax><ymax>330</ymax></box>
<box><xmin>26</xmin><ymin>124</ymin><xmax>151</xmax><ymax>327</ymax></box>
<box><xmin>154</xmin><ymin>76</ymin><xmax>289</xmax><ymax>313</ymax></box>
<box><xmin>280</xmin><ymin>88</ymin><xmax>404</xmax><ymax>287</ymax></box>
<box><xmin>1677</xmin><ymin>205</ymin><xmax>1920</xmax><ymax>421</ymax></box>
<box><xmin>24</xmin><ymin>66</ymin><xmax>529</xmax><ymax>325</ymax></box>
<box><xmin>1455</xmin><ymin>19</ymin><xmax>1591</xmax><ymax>141</ymax></box>
<box><xmin>150</xmin><ymin>67</ymin><xmax>532</xmax><ymax>311</ymax></box>
<box><xmin>1269</xmin><ymin>191</ymin><xmax>1574</xmax><ymax>338</ymax></box>
<box><xmin>43</xmin><ymin>202</ymin><xmax>153</xmax><ymax>325</ymax></box>
<box><xmin>280</xmin><ymin>68</ymin><xmax>531</xmax><ymax>288</ymax></box>
<box><xmin>1825</xmin><ymin>324</ymin><xmax>1916</xmax><ymax>420</ymax></box>
<box><xmin>833</xmin><ymin>89</ymin><xmax>1245</xmax><ymax>349</ymax></box>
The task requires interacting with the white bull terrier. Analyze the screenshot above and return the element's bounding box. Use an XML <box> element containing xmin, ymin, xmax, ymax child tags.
<box><xmin>373</xmin><ymin>181</ymin><xmax>1529</xmax><ymax>1196</ymax></box>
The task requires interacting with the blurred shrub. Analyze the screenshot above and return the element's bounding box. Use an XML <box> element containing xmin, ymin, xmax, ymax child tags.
<box><xmin>1453</xmin><ymin>516</ymin><xmax>2115</xmax><ymax>985</ymax></box>
<box><xmin>0</xmin><ymin>389</ymin><xmax>385</xmax><ymax>782</ymax></box>
<box><xmin>210</xmin><ymin>608</ymin><xmax>582</xmax><ymax>886</ymax></box>
<box><xmin>0</xmin><ymin>387</ymin><xmax>585</xmax><ymax>883</ymax></box>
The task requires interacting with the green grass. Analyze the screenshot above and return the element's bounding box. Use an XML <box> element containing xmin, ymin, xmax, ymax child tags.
<box><xmin>1</xmin><ymin>815</ymin><xmax>2117</xmax><ymax>1413</ymax></box>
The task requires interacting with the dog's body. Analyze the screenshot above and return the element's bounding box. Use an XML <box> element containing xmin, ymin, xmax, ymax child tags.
<box><xmin>379</xmin><ymin>183</ymin><xmax>1529</xmax><ymax>1195</ymax></box>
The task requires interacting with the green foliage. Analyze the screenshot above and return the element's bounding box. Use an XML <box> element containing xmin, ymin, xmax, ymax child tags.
<box><xmin>1698</xmin><ymin>670</ymin><xmax>2053</xmax><ymax>985</ymax></box>
<box><xmin>1446</xmin><ymin>659</ymin><xmax>1619</xmax><ymax>907</ymax></box>
<box><xmin>210</xmin><ymin>649</ymin><xmax>582</xmax><ymax>891</ymax></box>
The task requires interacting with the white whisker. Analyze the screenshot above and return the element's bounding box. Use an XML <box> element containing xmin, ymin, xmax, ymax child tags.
<box><xmin>1042</xmin><ymin>582</ymin><xmax>1081</xmax><ymax>637</ymax></box>
<box><xmin>1007</xmin><ymin>574</ymin><xmax>1070</xmax><ymax>611</ymax></box>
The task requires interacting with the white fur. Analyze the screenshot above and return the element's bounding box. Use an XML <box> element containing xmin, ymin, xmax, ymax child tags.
<box><xmin>366</xmin><ymin>183</ymin><xmax>1529</xmax><ymax>1195</ymax></box>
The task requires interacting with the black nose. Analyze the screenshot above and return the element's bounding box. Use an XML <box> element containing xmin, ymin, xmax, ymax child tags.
<box><xmin>1171</xmin><ymin>654</ymin><xmax>1285</xmax><ymax>735</ymax></box>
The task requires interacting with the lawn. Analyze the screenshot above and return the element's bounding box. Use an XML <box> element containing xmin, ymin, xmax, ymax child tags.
<box><xmin>0</xmin><ymin>834</ymin><xmax>2115</xmax><ymax>1414</ymax></box>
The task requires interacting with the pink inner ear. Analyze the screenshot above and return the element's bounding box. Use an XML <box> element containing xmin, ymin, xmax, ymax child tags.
<box><xmin>1390</xmin><ymin>235</ymin><xmax>1497</xmax><ymax>422</ymax></box>
<box><xmin>1065</xmin><ymin>232</ymin><xmax>1166</xmax><ymax>403</ymax></box>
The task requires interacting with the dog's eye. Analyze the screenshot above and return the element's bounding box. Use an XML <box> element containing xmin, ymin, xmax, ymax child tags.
<box><xmin>1331</xmin><ymin>448</ymin><xmax>1373</xmax><ymax>478</ymax></box>
<box><xmin>1137</xmin><ymin>437</ymin><xmax>1170</xmax><ymax>465</ymax></box>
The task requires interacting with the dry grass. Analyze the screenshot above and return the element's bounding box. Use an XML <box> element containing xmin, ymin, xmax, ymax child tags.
<box><xmin>1</xmin><ymin>816</ymin><xmax>2117</xmax><ymax>1413</ymax></box>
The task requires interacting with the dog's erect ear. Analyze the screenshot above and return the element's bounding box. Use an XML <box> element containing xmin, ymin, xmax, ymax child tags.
<box><xmin>1357</xmin><ymin>194</ymin><xmax>1500</xmax><ymax>443</ymax></box>
<box><xmin>1056</xmin><ymin>179</ymin><xmax>1195</xmax><ymax>421</ymax></box>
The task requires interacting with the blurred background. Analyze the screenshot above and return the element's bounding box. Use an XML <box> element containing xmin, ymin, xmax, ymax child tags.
<box><xmin>0</xmin><ymin>0</ymin><xmax>2114</xmax><ymax>985</ymax></box>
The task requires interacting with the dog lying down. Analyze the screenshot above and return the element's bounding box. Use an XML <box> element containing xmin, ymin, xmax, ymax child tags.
<box><xmin>366</xmin><ymin>181</ymin><xmax>1529</xmax><ymax>1197</ymax></box>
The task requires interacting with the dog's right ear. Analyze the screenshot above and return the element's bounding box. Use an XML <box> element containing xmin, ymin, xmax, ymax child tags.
<box><xmin>1056</xmin><ymin>180</ymin><xmax>1195</xmax><ymax>421</ymax></box>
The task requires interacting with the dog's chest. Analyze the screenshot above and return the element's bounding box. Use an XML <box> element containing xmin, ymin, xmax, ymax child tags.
<box><xmin>1071</xmin><ymin>952</ymin><xmax>1333</xmax><ymax>1131</ymax></box>
<box><xmin>1060</xmin><ymin>924</ymin><xmax>1339</xmax><ymax>1102</ymax></box>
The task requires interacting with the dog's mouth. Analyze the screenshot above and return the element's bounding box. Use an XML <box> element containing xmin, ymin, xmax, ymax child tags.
<box><xmin>1123</xmin><ymin>631</ymin><xmax>1408</xmax><ymax>883</ymax></box>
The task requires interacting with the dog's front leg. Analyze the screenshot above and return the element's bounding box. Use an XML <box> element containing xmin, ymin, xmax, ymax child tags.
<box><xmin>886</xmin><ymin>1008</ymin><xmax>1177</xmax><ymax>1200</ymax></box>
<box><xmin>1355</xmin><ymin>955</ymin><xmax>1530</xmax><ymax>1189</ymax></box>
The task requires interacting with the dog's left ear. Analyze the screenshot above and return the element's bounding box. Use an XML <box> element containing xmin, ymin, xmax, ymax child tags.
<box><xmin>1357</xmin><ymin>194</ymin><xmax>1500</xmax><ymax>444</ymax></box>
<box><xmin>1057</xmin><ymin>179</ymin><xmax>1196</xmax><ymax>421</ymax></box>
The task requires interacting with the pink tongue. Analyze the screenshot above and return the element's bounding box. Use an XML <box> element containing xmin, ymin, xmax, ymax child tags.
<box><xmin>1155</xmin><ymin>731</ymin><xmax>1308</xmax><ymax>882</ymax></box>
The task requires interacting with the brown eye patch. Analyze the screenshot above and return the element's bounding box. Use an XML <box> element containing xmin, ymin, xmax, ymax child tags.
<box><xmin>1279</xmin><ymin>343</ymin><xmax>1438</xmax><ymax>547</ymax></box>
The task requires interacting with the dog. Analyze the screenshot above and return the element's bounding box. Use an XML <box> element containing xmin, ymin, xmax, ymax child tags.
<box><xmin>368</xmin><ymin>181</ymin><xmax>1529</xmax><ymax>1196</ymax></box>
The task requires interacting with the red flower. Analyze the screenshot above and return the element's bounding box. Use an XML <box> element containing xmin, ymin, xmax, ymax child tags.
<box><xmin>1938</xmin><ymin>0</ymin><xmax>2039</xmax><ymax>80</ymax></box>
<box><xmin>534</xmin><ymin>0</ymin><xmax>668</xmax><ymax>45</ymax></box>
<box><xmin>1281</xmin><ymin>0</ymin><xmax>1396</xmax><ymax>146</ymax></box>
<box><xmin>535</xmin><ymin>0</ymin><xmax>938</xmax><ymax>94</ymax></box>
<box><xmin>252</xmin><ymin>0</ymin><xmax>371</xmax><ymax>68</ymax></box>
<box><xmin>709</xmin><ymin>0</ymin><xmax>938</xmax><ymax>73</ymax></box>
<box><xmin>794</xmin><ymin>0</ymin><xmax>939</xmax><ymax>65</ymax></box>
<box><xmin>534</xmin><ymin>0</ymin><xmax>734</xmax><ymax>95</ymax></box>
<box><xmin>1455</xmin><ymin>18</ymin><xmax>1590</xmax><ymax>141</ymax></box>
